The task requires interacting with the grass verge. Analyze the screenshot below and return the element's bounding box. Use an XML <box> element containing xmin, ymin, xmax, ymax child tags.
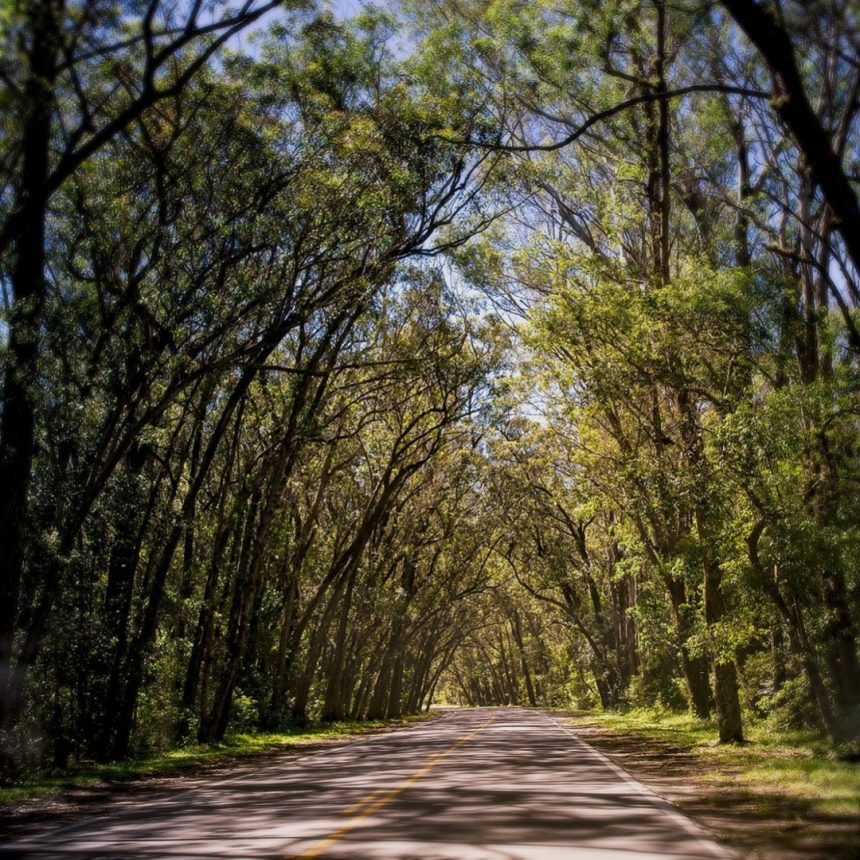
<box><xmin>564</xmin><ymin>708</ymin><xmax>860</xmax><ymax>858</ymax></box>
<box><xmin>569</xmin><ymin>708</ymin><xmax>859</xmax><ymax>818</ymax></box>
<box><xmin>0</xmin><ymin>714</ymin><xmax>434</xmax><ymax>810</ymax></box>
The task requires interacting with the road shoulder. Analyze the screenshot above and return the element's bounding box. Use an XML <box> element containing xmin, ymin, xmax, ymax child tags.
<box><xmin>559</xmin><ymin>711</ymin><xmax>860</xmax><ymax>860</ymax></box>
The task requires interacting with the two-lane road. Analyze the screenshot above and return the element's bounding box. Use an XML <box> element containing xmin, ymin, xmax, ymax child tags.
<box><xmin>3</xmin><ymin>708</ymin><xmax>734</xmax><ymax>859</ymax></box>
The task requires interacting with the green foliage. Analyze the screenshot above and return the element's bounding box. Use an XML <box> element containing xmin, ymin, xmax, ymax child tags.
<box><xmin>2</xmin><ymin>0</ymin><xmax>858</xmax><ymax>787</ymax></box>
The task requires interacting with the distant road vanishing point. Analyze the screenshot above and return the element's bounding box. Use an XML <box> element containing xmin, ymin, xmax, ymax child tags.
<box><xmin>3</xmin><ymin>708</ymin><xmax>735</xmax><ymax>859</ymax></box>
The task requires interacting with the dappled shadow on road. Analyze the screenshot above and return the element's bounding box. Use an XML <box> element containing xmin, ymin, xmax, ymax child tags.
<box><xmin>565</xmin><ymin>715</ymin><xmax>860</xmax><ymax>860</ymax></box>
<box><xmin>3</xmin><ymin>708</ymin><xmax>728</xmax><ymax>859</ymax></box>
<box><xmin>0</xmin><ymin>736</ymin><xmax>367</xmax><ymax>840</ymax></box>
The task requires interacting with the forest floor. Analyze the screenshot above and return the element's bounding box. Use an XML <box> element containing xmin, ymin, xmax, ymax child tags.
<box><xmin>0</xmin><ymin>714</ymin><xmax>437</xmax><ymax>838</ymax></box>
<box><xmin>563</xmin><ymin>708</ymin><xmax>860</xmax><ymax>860</ymax></box>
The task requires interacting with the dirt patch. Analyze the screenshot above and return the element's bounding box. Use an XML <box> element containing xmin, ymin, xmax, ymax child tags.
<box><xmin>565</xmin><ymin>715</ymin><xmax>860</xmax><ymax>860</ymax></box>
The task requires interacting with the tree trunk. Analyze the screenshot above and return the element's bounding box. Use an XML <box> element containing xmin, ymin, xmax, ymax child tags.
<box><xmin>666</xmin><ymin>579</ymin><xmax>713</xmax><ymax>718</ymax></box>
<box><xmin>367</xmin><ymin>646</ymin><xmax>394</xmax><ymax>720</ymax></box>
<box><xmin>95</xmin><ymin>449</ymin><xmax>148</xmax><ymax>760</ymax></box>
<box><xmin>200</xmin><ymin>490</ymin><xmax>263</xmax><ymax>742</ymax></box>
<box><xmin>702</xmin><ymin>552</ymin><xmax>744</xmax><ymax>743</ymax></box>
<box><xmin>321</xmin><ymin>570</ymin><xmax>358</xmax><ymax>722</ymax></box>
<box><xmin>748</xmin><ymin>524</ymin><xmax>841</xmax><ymax>741</ymax></box>
<box><xmin>266</xmin><ymin>575</ymin><xmax>299</xmax><ymax>729</ymax></box>
<box><xmin>0</xmin><ymin>0</ymin><xmax>59</xmax><ymax>731</ymax></box>
<box><xmin>822</xmin><ymin>568</ymin><xmax>860</xmax><ymax>715</ymax></box>
<box><xmin>511</xmin><ymin>610</ymin><xmax>537</xmax><ymax>707</ymax></box>
<box><xmin>720</xmin><ymin>0</ymin><xmax>860</xmax><ymax>273</ymax></box>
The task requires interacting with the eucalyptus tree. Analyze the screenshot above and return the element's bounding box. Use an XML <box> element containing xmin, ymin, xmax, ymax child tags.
<box><xmin>278</xmin><ymin>273</ymin><xmax>497</xmax><ymax>726</ymax></box>
<box><xmin>406</xmin><ymin>0</ymin><xmax>859</xmax><ymax>742</ymax></box>
<box><xmin>1</xmin><ymin>5</ymin><xmax>501</xmax><ymax>768</ymax></box>
<box><xmin>486</xmin><ymin>419</ymin><xmax>639</xmax><ymax>711</ymax></box>
<box><xmin>0</xmin><ymin>0</ymin><xmax>302</xmax><ymax>726</ymax></box>
<box><xmin>719</xmin><ymin>0</ymin><xmax>860</xmax><ymax>274</ymax></box>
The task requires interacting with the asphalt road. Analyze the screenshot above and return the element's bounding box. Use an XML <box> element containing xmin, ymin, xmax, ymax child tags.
<box><xmin>2</xmin><ymin>708</ymin><xmax>735</xmax><ymax>859</ymax></box>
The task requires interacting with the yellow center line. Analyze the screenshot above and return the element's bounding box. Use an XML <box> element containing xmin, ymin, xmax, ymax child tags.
<box><xmin>287</xmin><ymin>714</ymin><xmax>495</xmax><ymax>860</ymax></box>
<box><xmin>343</xmin><ymin>786</ymin><xmax>388</xmax><ymax>816</ymax></box>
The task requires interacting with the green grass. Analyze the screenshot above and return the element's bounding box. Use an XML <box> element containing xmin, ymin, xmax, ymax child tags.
<box><xmin>0</xmin><ymin>714</ymin><xmax>434</xmax><ymax>809</ymax></box>
<box><xmin>567</xmin><ymin>708</ymin><xmax>860</xmax><ymax>818</ymax></box>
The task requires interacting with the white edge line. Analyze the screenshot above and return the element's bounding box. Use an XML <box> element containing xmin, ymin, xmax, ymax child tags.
<box><xmin>543</xmin><ymin>711</ymin><xmax>739</xmax><ymax>860</ymax></box>
<box><xmin>6</xmin><ymin>710</ymin><xmax>460</xmax><ymax>847</ymax></box>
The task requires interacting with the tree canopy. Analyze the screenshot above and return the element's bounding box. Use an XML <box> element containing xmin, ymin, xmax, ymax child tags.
<box><xmin>1</xmin><ymin>0</ymin><xmax>858</xmax><ymax>772</ymax></box>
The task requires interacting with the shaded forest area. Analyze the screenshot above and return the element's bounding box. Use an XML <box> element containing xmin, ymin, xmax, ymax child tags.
<box><xmin>1</xmin><ymin>0</ymin><xmax>859</xmax><ymax>776</ymax></box>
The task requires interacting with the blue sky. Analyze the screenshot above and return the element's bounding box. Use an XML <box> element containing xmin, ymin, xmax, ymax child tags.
<box><xmin>330</xmin><ymin>0</ymin><xmax>369</xmax><ymax>18</ymax></box>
